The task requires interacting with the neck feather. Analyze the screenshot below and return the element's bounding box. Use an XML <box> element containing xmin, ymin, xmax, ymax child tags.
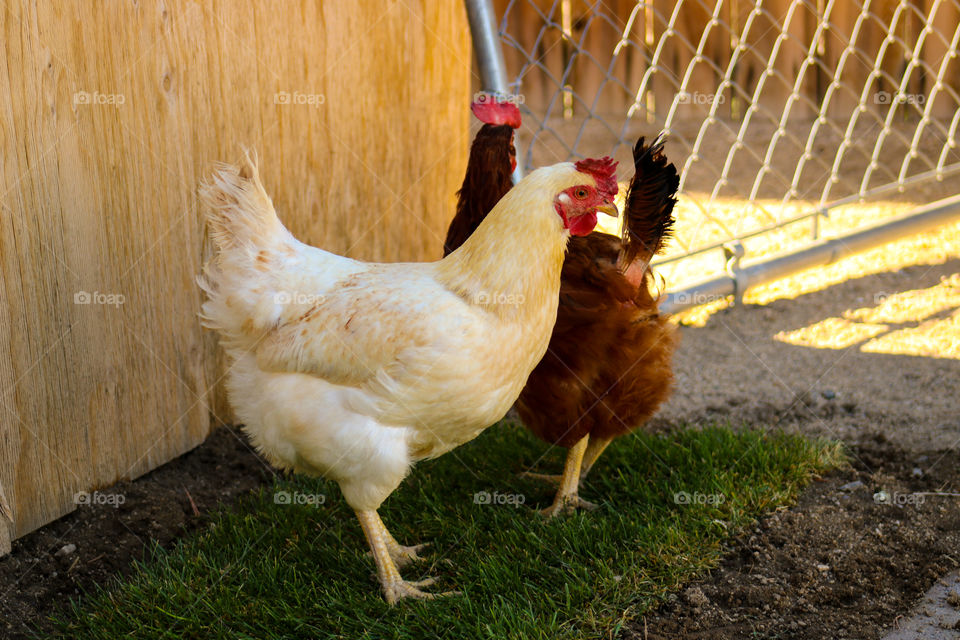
<box><xmin>435</xmin><ymin>181</ymin><xmax>568</xmax><ymax>320</ymax></box>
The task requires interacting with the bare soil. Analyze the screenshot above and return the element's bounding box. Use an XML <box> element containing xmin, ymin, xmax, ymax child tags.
<box><xmin>0</xmin><ymin>427</ymin><xmax>273</xmax><ymax>640</ymax></box>
<box><xmin>632</xmin><ymin>232</ymin><xmax>960</xmax><ymax>639</ymax></box>
<box><xmin>662</xmin><ymin>258</ymin><xmax>960</xmax><ymax>453</ymax></box>
<box><xmin>631</xmin><ymin>436</ymin><xmax>960</xmax><ymax>640</ymax></box>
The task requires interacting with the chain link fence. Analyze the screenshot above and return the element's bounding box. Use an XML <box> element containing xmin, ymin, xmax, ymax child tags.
<box><xmin>470</xmin><ymin>0</ymin><xmax>960</xmax><ymax>307</ymax></box>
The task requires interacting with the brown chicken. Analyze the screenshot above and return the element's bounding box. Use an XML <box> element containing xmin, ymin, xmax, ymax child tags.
<box><xmin>444</xmin><ymin>135</ymin><xmax>680</xmax><ymax>516</ymax></box>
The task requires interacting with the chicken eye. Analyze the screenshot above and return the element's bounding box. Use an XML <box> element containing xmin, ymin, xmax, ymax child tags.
<box><xmin>575</xmin><ymin>188</ymin><xmax>588</xmax><ymax>199</ymax></box>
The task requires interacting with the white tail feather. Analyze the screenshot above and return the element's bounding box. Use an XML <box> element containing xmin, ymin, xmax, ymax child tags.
<box><xmin>199</xmin><ymin>150</ymin><xmax>282</xmax><ymax>253</ymax></box>
<box><xmin>197</xmin><ymin>151</ymin><xmax>290</xmax><ymax>348</ymax></box>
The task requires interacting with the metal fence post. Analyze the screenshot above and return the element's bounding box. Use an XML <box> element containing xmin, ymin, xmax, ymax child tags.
<box><xmin>463</xmin><ymin>0</ymin><xmax>524</xmax><ymax>182</ymax></box>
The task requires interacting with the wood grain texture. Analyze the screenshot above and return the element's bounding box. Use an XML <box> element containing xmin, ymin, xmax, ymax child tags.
<box><xmin>0</xmin><ymin>0</ymin><xmax>470</xmax><ymax>547</ymax></box>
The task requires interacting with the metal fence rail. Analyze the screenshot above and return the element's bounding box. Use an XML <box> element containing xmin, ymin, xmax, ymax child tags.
<box><xmin>467</xmin><ymin>0</ymin><xmax>960</xmax><ymax>310</ymax></box>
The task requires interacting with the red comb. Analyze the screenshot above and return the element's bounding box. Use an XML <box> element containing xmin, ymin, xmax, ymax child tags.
<box><xmin>575</xmin><ymin>156</ymin><xmax>619</xmax><ymax>199</ymax></box>
<box><xmin>471</xmin><ymin>95</ymin><xmax>521</xmax><ymax>128</ymax></box>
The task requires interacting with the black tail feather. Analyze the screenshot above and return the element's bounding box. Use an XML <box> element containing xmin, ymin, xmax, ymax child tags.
<box><xmin>621</xmin><ymin>134</ymin><xmax>679</xmax><ymax>266</ymax></box>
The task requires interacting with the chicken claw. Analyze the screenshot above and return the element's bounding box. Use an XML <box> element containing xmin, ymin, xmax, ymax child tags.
<box><xmin>518</xmin><ymin>471</ymin><xmax>564</xmax><ymax>485</ymax></box>
<box><xmin>521</xmin><ymin>471</ymin><xmax>598</xmax><ymax>511</ymax></box>
<box><xmin>539</xmin><ymin>495</ymin><xmax>598</xmax><ymax>517</ymax></box>
<box><xmin>535</xmin><ymin>435</ymin><xmax>593</xmax><ymax>518</ymax></box>
<box><xmin>524</xmin><ymin>435</ymin><xmax>613</xmax><ymax>517</ymax></box>
<box><xmin>369</xmin><ymin>537</ymin><xmax>429</xmax><ymax>568</ymax></box>
<box><xmin>385</xmin><ymin>541</ymin><xmax>430</xmax><ymax>568</ymax></box>
<box><xmin>381</xmin><ymin>576</ymin><xmax>460</xmax><ymax>604</ymax></box>
<box><xmin>356</xmin><ymin>509</ymin><xmax>457</xmax><ymax>604</ymax></box>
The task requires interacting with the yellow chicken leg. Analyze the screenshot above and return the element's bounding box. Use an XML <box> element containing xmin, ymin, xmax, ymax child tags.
<box><xmin>367</xmin><ymin>520</ymin><xmax>429</xmax><ymax>568</ymax></box>
<box><xmin>532</xmin><ymin>435</ymin><xmax>613</xmax><ymax>517</ymax></box>
<box><xmin>356</xmin><ymin>510</ymin><xmax>454</xmax><ymax>604</ymax></box>
<box><xmin>539</xmin><ymin>435</ymin><xmax>589</xmax><ymax>517</ymax></box>
<box><xmin>580</xmin><ymin>435</ymin><xmax>613</xmax><ymax>478</ymax></box>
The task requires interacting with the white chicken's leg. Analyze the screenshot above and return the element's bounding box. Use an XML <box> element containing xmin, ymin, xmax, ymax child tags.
<box><xmin>356</xmin><ymin>510</ymin><xmax>451</xmax><ymax>604</ymax></box>
<box><xmin>374</xmin><ymin>522</ymin><xmax>429</xmax><ymax>568</ymax></box>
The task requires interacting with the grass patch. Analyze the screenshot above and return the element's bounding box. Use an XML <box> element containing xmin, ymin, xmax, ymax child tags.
<box><xmin>55</xmin><ymin>423</ymin><xmax>844</xmax><ymax>639</ymax></box>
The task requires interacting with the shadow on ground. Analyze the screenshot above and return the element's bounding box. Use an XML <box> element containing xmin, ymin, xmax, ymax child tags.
<box><xmin>661</xmin><ymin>258</ymin><xmax>960</xmax><ymax>452</ymax></box>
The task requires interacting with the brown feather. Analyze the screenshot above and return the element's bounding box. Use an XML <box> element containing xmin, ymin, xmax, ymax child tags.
<box><xmin>514</xmin><ymin>232</ymin><xmax>677</xmax><ymax>447</ymax></box>
<box><xmin>443</xmin><ymin>124</ymin><xmax>515</xmax><ymax>256</ymax></box>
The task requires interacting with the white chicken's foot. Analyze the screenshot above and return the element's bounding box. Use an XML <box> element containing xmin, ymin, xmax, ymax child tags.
<box><xmin>355</xmin><ymin>509</ymin><xmax>456</xmax><ymax>604</ymax></box>
<box><xmin>367</xmin><ymin>532</ymin><xmax>429</xmax><ymax>568</ymax></box>
<box><xmin>381</xmin><ymin>525</ymin><xmax>430</xmax><ymax>567</ymax></box>
<box><xmin>385</xmin><ymin>541</ymin><xmax>429</xmax><ymax>568</ymax></box>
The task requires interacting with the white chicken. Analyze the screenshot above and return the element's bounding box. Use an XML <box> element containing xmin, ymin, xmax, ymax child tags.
<box><xmin>198</xmin><ymin>152</ymin><xmax>618</xmax><ymax>603</ymax></box>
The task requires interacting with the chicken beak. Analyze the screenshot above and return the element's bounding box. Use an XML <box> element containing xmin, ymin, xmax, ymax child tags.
<box><xmin>596</xmin><ymin>202</ymin><xmax>619</xmax><ymax>218</ymax></box>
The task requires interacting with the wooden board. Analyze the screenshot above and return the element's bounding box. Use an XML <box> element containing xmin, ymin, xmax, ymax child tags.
<box><xmin>0</xmin><ymin>0</ymin><xmax>471</xmax><ymax>549</ymax></box>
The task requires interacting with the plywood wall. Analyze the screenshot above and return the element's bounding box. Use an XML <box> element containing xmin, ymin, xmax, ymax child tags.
<box><xmin>0</xmin><ymin>0</ymin><xmax>471</xmax><ymax>549</ymax></box>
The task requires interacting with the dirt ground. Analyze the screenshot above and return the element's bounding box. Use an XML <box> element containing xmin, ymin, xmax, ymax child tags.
<box><xmin>632</xmin><ymin>437</ymin><xmax>960</xmax><ymax>640</ymax></box>
<box><xmin>0</xmin><ymin>428</ymin><xmax>272</xmax><ymax>640</ymax></box>
<box><xmin>631</xmin><ymin>218</ymin><xmax>960</xmax><ymax>637</ymax></box>
<box><xmin>661</xmin><ymin>234</ymin><xmax>960</xmax><ymax>453</ymax></box>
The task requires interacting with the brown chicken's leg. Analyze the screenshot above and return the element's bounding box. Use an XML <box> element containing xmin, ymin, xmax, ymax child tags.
<box><xmin>356</xmin><ymin>510</ymin><xmax>454</xmax><ymax>604</ymax></box>
<box><xmin>579</xmin><ymin>435</ymin><xmax>612</xmax><ymax>478</ymax></box>
<box><xmin>523</xmin><ymin>435</ymin><xmax>614</xmax><ymax>516</ymax></box>
<box><xmin>539</xmin><ymin>435</ymin><xmax>593</xmax><ymax>517</ymax></box>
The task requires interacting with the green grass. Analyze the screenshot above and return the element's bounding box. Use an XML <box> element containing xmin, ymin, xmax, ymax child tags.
<box><xmin>55</xmin><ymin>423</ymin><xmax>844</xmax><ymax>640</ymax></box>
